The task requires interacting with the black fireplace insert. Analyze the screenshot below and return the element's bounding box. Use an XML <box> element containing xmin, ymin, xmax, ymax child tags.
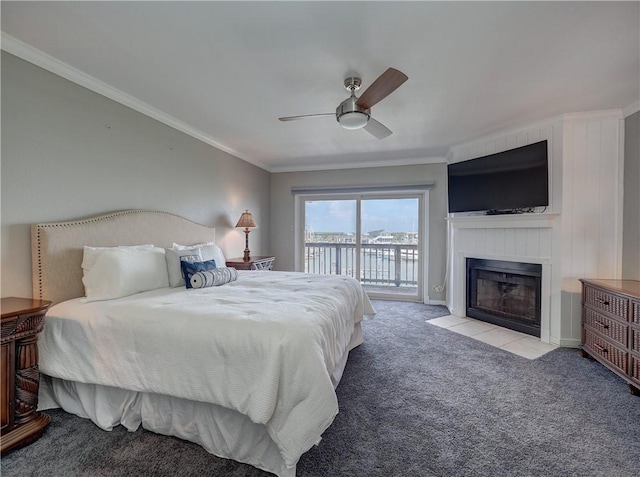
<box><xmin>466</xmin><ymin>258</ymin><xmax>542</xmax><ymax>337</ymax></box>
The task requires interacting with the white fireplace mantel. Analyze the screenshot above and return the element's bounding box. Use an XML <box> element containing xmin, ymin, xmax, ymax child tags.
<box><xmin>447</xmin><ymin>213</ymin><xmax>560</xmax><ymax>230</ymax></box>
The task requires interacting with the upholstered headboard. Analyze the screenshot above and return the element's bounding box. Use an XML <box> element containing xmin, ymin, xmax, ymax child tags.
<box><xmin>31</xmin><ymin>210</ymin><xmax>216</xmax><ymax>305</ymax></box>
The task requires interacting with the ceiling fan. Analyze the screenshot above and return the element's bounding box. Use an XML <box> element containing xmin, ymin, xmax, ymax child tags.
<box><xmin>278</xmin><ymin>67</ymin><xmax>408</xmax><ymax>139</ymax></box>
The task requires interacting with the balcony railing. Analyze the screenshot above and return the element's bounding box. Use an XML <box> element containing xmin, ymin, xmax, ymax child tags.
<box><xmin>304</xmin><ymin>242</ymin><xmax>419</xmax><ymax>288</ymax></box>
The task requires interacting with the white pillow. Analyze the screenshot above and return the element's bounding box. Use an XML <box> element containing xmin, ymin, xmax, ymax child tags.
<box><xmin>82</xmin><ymin>245</ymin><xmax>169</xmax><ymax>302</ymax></box>
<box><xmin>165</xmin><ymin>248</ymin><xmax>203</xmax><ymax>287</ymax></box>
<box><xmin>172</xmin><ymin>241</ymin><xmax>226</xmax><ymax>269</ymax></box>
<box><xmin>81</xmin><ymin>244</ymin><xmax>156</xmax><ymax>271</ymax></box>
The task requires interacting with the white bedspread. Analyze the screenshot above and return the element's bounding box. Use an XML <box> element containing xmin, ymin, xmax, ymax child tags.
<box><xmin>39</xmin><ymin>271</ymin><xmax>374</xmax><ymax>469</ymax></box>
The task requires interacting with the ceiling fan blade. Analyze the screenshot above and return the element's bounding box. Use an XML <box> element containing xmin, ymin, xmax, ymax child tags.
<box><xmin>364</xmin><ymin>118</ymin><xmax>393</xmax><ymax>139</ymax></box>
<box><xmin>279</xmin><ymin>113</ymin><xmax>334</xmax><ymax>121</ymax></box>
<box><xmin>356</xmin><ymin>68</ymin><xmax>408</xmax><ymax>110</ymax></box>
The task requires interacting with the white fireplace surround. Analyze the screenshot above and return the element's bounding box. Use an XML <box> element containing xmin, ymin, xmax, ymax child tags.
<box><xmin>447</xmin><ymin>214</ymin><xmax>560</xmax><ymax>344</ymax></box>
<box><xmin>444</xmin><ymin>110</ymin><xmax>625</xmax><ymax>348</ymax></box>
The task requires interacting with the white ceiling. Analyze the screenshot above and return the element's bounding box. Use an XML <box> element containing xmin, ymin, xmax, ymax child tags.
<box><xmin>2</xmin><ymin>1</ymin><xmax>639</xmax><ymax>172</ymax></box>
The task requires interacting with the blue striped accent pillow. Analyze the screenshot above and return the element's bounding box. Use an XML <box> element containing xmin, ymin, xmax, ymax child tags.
<box><xmin>190</xmin><ymin>267</ymin><xmax>239</xmax><ymax>289</ymax></box>
<box><xmin>180</xmin><ymin>259</ymin><xmax>217</xmax><ymax>289</ymax></box>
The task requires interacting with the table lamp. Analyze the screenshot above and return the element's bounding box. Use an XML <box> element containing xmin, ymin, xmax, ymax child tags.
<box><xmin>235</xmin><ymin>210</ymin><xmax>257</xmax><ymax>261</ymax></box>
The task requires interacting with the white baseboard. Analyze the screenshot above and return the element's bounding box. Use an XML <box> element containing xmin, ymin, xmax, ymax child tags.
<box><xmin>557</xmin><ymin>338</ymin><xmax>581</xmax><ymax>348</ymax></box>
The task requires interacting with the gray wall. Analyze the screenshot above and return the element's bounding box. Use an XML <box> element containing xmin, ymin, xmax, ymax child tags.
<box><xmin>623</xmin><ymin>111</ymin><xmax>640</xmax><ymax>280</ymax></box>
<box><xmin>1</xmin><ymin>53</ymin><xmax>271</xmax><ymax>298</ymax></box>
<box><xmin>3</xmin><ymin>50</ymin><xmax>635</xmax><ymax>302</ymax></box>
<box><xmin>270</xmin><ymin>164</ymin><xmax>448</xmax><ymax>303</ymax></box>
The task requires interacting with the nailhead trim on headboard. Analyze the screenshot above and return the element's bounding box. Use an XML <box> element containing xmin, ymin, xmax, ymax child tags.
<box><xmin>36</xmin><ymin>225</ymin><xmax>43</xmax><ymax>300</ymax></box>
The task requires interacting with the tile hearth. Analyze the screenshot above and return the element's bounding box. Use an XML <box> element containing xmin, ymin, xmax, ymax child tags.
<box><xmin>427</xmin><ymin>315</ymin><xmax>557</xmax><ymax>359</ymax></box>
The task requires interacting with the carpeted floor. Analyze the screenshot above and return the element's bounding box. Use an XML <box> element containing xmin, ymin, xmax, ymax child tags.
<box><xmin>2</xmin><ymin>300</ymin><xmax>639</xmax><ymax>477</ymax></box>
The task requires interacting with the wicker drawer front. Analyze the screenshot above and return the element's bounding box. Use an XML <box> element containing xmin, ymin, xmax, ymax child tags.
<box><xmin>583</xmin><ymin>308</ymin><xmax>627</xmax><ymax>346</ymax></box>
<box><xmin>633</xmin><ymin>329</ymin><xmax>640</xmax><ymax>353</ymax></box>
<box><xmin>632</xmin><ymin>356</ymin><xmax>640</xmax><ymax>383</ymax></box>
<box><xmin>584</xmin><ymin>285</ymin><xmax>628</xmax><ymax>319</ymax></box>
<box><xmin>633</xmin><ymin>301</ymin><xmax>640</xmax><ymax>325</ymax></box>
<box><xmin>583</xmin><ymin>330</ymin><xmax>628</xmax><ymax>374</ymax></box>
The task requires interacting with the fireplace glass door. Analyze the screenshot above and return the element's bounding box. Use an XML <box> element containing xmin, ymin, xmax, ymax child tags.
<box><xmin>467</xmin><ymin>259</ymin><xmax>542</xmax><ymax>337</ymax></box>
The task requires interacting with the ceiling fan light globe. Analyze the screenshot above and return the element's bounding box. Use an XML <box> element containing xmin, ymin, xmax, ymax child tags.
<box><xmin>338</xmin><ymin>111</ymin><xmax>370</xmax><ymax>130</ymax></box>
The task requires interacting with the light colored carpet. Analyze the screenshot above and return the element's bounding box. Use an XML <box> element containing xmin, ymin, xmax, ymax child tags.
<box><xmin>3</xmin><ymin>300</ymin><xmax>639</xmax><ymax>476</ymax></box>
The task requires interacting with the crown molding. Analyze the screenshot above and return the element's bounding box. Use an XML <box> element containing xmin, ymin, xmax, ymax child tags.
<box><xmin>271</xmin><ymin>155</ymin><xmax>448</xmax><ymax>173</ymax></box>
<box><xmin>561</xmin><ymin>109</ymin><xmax>624</xmax><ymax>122</ymax></box>
<box><xmin>1</xmin><ymin>33</ymin><xmax>271</xmax><ymax>172</ymax></box>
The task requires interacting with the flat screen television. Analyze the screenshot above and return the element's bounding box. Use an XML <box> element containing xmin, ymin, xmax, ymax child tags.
<box><xmin>447</xmin><ymin>140</ymin><xmax>549</xmax><ymax>214</ymax></box>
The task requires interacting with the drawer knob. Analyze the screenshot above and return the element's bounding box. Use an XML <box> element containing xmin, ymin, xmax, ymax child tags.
<box><xmin>593</xmin><ymin>343</ymin><xmax>609</xmax><ymax>353</ymax></box>
<box><xmin>595</xmin><ymin>298</ymin><xmax>610</xmax><ymax>306</ymax></box>
<box><xmin>593</xmin><ymin>321</ymin><xmax>609</xmax><ymax>330</ymax></box>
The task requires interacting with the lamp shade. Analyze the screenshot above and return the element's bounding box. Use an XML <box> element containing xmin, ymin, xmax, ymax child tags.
<box><xmin>235</xmin><ymin>210</ymin><xmax>257</xmax><ymax>229</ymax></box>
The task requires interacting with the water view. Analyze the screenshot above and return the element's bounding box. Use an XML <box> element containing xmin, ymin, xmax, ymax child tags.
<box><xmin>304</xmin><ymin>197</ymin><xmax>421</xmax><ymax>297</ymax></box>
<box><xmin>305</xmin><ymin>232</ymin><xmax>419</xmax><ymax>294</ymax></box>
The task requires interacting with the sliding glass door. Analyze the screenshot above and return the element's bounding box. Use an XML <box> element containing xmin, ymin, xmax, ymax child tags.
<box><xmin>301</xmin><ymin>193</ymin><xmax>424</xmax><ymax>301</ymax></box>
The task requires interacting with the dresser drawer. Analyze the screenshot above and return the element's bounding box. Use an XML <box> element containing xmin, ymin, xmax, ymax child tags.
<box><xmin>583</xmin><ymin>329</ymin><xmax>628</xmax><ymax>374</ymax></box>
<box><xmin>633</xmin><ymin>328</ymin><xmax>640</xmax><ymax>353</ymax></box>
<box><xmin>632</xmin><ymin>301</ymin><xmax>640</xmax><ymax>325</ymax></box>
<box><xmin>583</xmin><ymin>308</ymin><xmax>627</xmax><ymax>346</ymax></box>
<box><xmin>583</xmin><ymin>285</ymin><xmax>628</xmax><ymax>319</ymax></box>
<box><xmin>632</xmin><ymin>355</ymin><xmax>640</xmax><ymax>384</ymax></box>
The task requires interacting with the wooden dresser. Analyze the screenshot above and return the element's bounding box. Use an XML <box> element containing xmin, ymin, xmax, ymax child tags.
<box><xmin>1</xmin><ymin>297</ymin><xmax>52</xmax><ymax>453</ymax></box>
<box><xmin>580</xmin><ymin>279</ymin><xmax>640</xmax><ymax>395</ymax></box>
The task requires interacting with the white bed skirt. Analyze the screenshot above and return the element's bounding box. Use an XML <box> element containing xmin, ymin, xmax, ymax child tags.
<box><xmin>38</xmin><ymin>322</ymin><xmax>363</xmax><ymax>477</ymax></box>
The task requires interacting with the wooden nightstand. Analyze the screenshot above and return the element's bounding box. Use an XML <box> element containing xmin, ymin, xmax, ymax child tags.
<box><xmin>226</xmin><ymin>256</ymin><xmax>275</xmax><ymax>271</ymax></box>
<box><xmin>1</xmin><ymin>297</ymin><xmax>52</xmax><ymax>454</ymax></box>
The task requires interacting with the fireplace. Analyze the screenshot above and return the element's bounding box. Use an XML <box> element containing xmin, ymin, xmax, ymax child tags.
<box><xmin>466</xmin><ymin>258</ymin><xmax>542</xmax><ymax>337</ymax></box>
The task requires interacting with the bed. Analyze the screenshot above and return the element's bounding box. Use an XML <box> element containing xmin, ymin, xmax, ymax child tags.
<box><xmin>32</xmin><ymin>210</ymin><xmax>374</xmax><ymax>477</ymax></box>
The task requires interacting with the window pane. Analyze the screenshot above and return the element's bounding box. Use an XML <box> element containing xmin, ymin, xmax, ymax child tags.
<box><xmin>304</xmin><ymin>200</ymin><xmax>357</xmax><ymax>276</ymax></box>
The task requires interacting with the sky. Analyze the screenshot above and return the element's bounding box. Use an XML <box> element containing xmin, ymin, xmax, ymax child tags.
<box><xmin>305</xmin><ymin>198</ymin><xmax>419</xmax><ymax>234</ymax></box>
